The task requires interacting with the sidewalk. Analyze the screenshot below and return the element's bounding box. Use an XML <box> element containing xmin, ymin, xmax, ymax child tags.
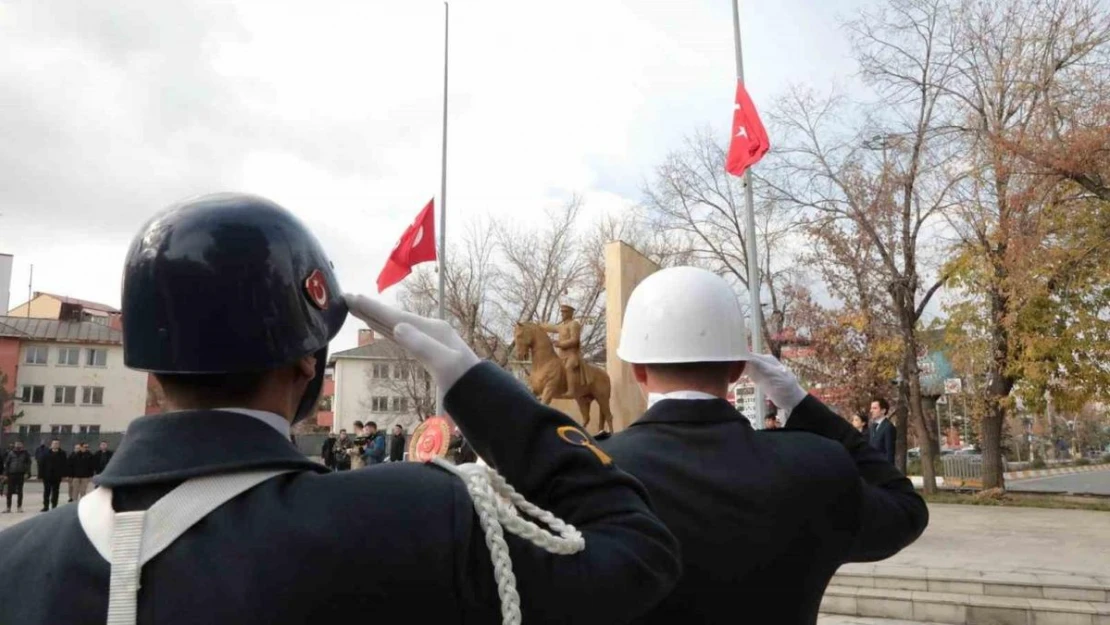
<box><xmin>858</xmin><ymin>503</ymin><xmax>1110</xmax><ymax>578</ymax></box>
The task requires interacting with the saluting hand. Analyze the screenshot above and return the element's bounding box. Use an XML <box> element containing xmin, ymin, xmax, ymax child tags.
<box><xmin>344</xmin><ymin>294</ymin><xmax>480</xmax><ymax>404</ymax></box>
<box><xmin>744</xmin><ymin>354</ymin><xmax>808</xmax><ymax>411</ymax></box>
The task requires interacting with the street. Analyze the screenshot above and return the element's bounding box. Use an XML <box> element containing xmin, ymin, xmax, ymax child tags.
<box><xmin>1008</xmin><ymin>467</ymin><xmax>1110</xmax><ymax>495</ymax></box>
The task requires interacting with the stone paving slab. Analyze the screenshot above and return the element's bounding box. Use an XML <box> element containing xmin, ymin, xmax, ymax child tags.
<box><xmin>873</xmin><ymin>504</ymin><xmax>1110</xmax><ymax>578</ymax></box>
<box><xmin>819</xmin><ymin>616</ymin><xmax>944</xmax><ymax>624</ymax></box>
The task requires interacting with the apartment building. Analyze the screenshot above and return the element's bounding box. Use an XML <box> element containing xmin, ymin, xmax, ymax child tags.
<box><xmin>0</xmin><ymin>315</ymin><xmax>146</xmax><ymax>437</ymax></box>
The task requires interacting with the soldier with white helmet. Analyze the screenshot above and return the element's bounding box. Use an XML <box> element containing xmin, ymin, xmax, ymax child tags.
<box><xmin>598</xmin><ymin>266</ymin><xmax>929</xmax><ymax>625</ymax></box>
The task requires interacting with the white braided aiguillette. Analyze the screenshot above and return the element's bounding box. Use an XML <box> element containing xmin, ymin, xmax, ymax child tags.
<box><xmin>431</xmin><ymin>458</ymin><xmax>585</xmax><ymax>625</ymax></box>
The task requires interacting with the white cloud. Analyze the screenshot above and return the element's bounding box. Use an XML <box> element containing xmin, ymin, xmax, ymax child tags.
<box><xmin>0</xmin><ymin>0</ymin><xmax>875</xmax><ymax>354</ymax></box>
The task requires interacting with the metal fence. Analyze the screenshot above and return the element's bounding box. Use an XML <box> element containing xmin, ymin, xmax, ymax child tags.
<box><xmin>942</xmin><ymin>454</ymin><xmax>983</xmax><ymax>482</ymax></box>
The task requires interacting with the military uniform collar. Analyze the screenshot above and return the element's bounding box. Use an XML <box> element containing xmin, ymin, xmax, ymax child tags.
<box><xmin>631</xmin><ymin>397</ymin><xmax>751</xmax><ymax>427</ymax></box>
<box><xmin>94</xmin><ymin>410</ymin><xmax>327</xmax><ymax>488</ymax></box>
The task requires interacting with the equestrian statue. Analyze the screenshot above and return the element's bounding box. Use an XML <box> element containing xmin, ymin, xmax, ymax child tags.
<box><xmin>514</xmin><ymin>304</ymin><xmax>614</xmax><ymax>433</ymax></box>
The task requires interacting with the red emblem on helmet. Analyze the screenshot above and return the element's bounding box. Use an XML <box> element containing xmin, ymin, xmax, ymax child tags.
<box><xmin>304</xmin><ymin>269</ymin><xmax>329</xmax><ymax>310</ymax></box>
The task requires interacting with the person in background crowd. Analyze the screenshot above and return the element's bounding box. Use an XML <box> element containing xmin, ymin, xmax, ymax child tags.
<box><xmin>851</xmin><ymin>413</ymin><xmax>868</xmax><ymax>435</ymax></box>
<box><xmin>333</xmin><ymin>429</ymin><xmax>352</xmax><ymax>471</ymax></box>
<box><xmin>67</xmin><ymin>443</ymin><xmax>82</xmax><ymax>502</ymax></box>
<box><xmin>869</xmin><ymin>398</ymin><xmax>897</xmax><ymax>464</ymax></box>
<box><xmin>389</xmin><ymin>425</ymin><xmax>406</xmax><ymax>462</ymax></box>
<box><xmin>321</xmin><ymin>432</ymin><xmax>337</xmax><ymax>470</ymax></box>
<box><xmin>349</xmin><ymin>421</ymin><xmax>368</xmax><ymax>469</ymax></box>
<box><xmin>69</xmin><ymin>443</ymin><xmax>96</xmax><ymax>503</ymax></box>
<box><xmin>362</xmin><ymin>421</ymin><xmax>386</xmax><ymax>465</ymax></box>
<box><xmin>34</xmin><ymin>441</ymin><xmax>48</xmax><ymax>478</ymax></box>
<box><xmin>39</xmin><ymin>439</ymin><xmax>67</xmax><ymax>511</ymax></box>
<box><xmin>93</xmin><ymin>441</ymin><xmax>114</xmax><ymax>475</ymax></box>
<box><xmin>763</xmin><ymin>405</ymin><xmax>780</xmax><ymax>430</ymax></box>
<box><xmin>3</xmin><ymin>441</ymin><xmax>32</xmax><ymax>513</ymax></box>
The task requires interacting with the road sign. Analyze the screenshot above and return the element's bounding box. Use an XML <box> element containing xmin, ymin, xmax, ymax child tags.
<box><xmin>944</xmin><ymin>378</ymin><xmax>963</xmax><ymax>395</ymax></box>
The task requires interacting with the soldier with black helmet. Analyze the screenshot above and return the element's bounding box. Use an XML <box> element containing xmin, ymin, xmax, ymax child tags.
<box><xmin>0</xmin><ymin>193</ymin><xmax>680</xmax><ymax>625</ymax></box>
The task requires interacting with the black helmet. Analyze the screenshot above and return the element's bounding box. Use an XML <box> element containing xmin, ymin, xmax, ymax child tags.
<box><xmin>122</xmin><ymin>193</ymin><xmax>347</xmax><ymax>421</ymax></box>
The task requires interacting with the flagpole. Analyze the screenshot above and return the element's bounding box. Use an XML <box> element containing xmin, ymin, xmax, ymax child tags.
<box><xmin>436</xmin><ymin>1</ymin><xmax>449</xmax><ymax>416</ymax></box>
<box><xmin>731</xmin><ymin>0</ymin><xmax>766</xmax><ymax>427</ymax></box>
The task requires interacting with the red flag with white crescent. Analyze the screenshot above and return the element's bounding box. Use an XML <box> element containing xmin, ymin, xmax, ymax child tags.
<box><xmin>376</xmin><ymin>199</ymin><xmax>437</xmax><ymax>292</ymax></box>
<box><xmin>725</xmin><ymin>80</ymin><xmax>770</xmax><ymax>177</ymax></box>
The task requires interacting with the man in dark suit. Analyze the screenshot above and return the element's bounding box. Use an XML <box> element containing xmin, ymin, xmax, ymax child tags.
<box><xmin>869</xmin><ymin>397</ymin><xmax>897</xmax><ymax>464</ymax></box>
<box><xmin>0</xmin><ymin>193</ymin><xmax>680</xmax><ymax>625</ymax></box>
<box><xmin>599</xmin><ymin>266</ymin><xmax>928</xmax><ymax>625</ymax></box>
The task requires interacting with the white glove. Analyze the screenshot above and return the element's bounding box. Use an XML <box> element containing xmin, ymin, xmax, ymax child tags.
<box><xmin>344</xmin><ymin>294</ymin><xmax>480</xmax><ymax>403</ymax></box>
<box><xmin>744</xmin><ymin>354</ymin><xmax>808</xmax><ymax>411</ymax></box>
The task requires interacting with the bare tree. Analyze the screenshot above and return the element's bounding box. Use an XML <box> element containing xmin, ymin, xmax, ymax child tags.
<box><xmin>642</xmin><ymin>130</ymin><xmax>807</xmax><ymax>359</ymax></box>
<box><xmin>765</xmin><ymin>0</ymin><xmax>964</xmax><ymax>492</ymax></box>
<box><xmin>497</xmin><ymin>197</ymin><xmax>603</xmax><ymax>356</ymax></box>
<box><xmin>401</xmin><ymin>219</ymin><xmax>508</xmax><ymax>363</ymax></box>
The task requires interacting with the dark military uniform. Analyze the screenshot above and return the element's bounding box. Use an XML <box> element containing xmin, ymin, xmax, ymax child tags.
<box><xmin>0</xmin><ymin>363</ymin><xmax>680</xmax><ymax>624</ymax></box>
<box><xmin>600</xmin><ymin>395</ymin><xmax>929</xmax><ymax>625</ymax></box>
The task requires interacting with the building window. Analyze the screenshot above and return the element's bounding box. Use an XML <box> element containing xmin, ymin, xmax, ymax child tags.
<box><xmin>57</xmin><ymin>347</ymin><xmax>81</xmax><ymax>366</ymax></box>
<box><xmin>17</xmin><ymin>425</ymin><xmax>41</xmax><ymax>435</ymax></box>
<box><xmin>81</xmin><ymin>386</ymin><xmax>105</xmax><ymax>406</ymax></box>
<box><xmin>24</xmin><ymin>346</ymin><xmax>48</xmax><ymax>365</ymax></box>
<box><xmin>318</xmin><ymin>395</ymin><xmax>333</xmax><ymax>411</ymax></box>
<box><xmin>391</xmin><ymin>397</ymin><xmax>409</xmax><ymax>413</ymax></box>
<box><xmin>17</xmin><ymin>385</ymin><xmax>45</xmax><ymax>404</ymax></box>
<box><xmin>54</xmin><ymin>386</ymin><xmax>77</xmax><ymax>406</ymax></box>
<box><xmin>86</xmin><ymin>348</ymin><xmax>108</xmax><ymax>367</ymax></box>
<box><xmin>372</xmin><ymin>363</ymin><xmax>389</xmax><ymax>379</ymax></box>
<box><xmin>371</xmin><ymin>396</ymin><xmax>389</xmax><ymax>412</ymax></box>
<box><xmin>78</xmin><ymin>425</ymin><xmax>101</xmax><ymax>435</ymax></box>
<box><xmin>392</xmin><ymin>363</ymin><xmax>404</xmax><ymax>379</ymax></box>
<box><xmin>50</xmin><ymin>425</ymin><xmax>73</xmax><ymax>434</ymax></box>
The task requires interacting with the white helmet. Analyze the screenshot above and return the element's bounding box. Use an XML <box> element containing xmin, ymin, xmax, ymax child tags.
<box><xmin>617</xmin><ymin>266</ymin><xmax>751</xmax><ymax>364</ymax></box>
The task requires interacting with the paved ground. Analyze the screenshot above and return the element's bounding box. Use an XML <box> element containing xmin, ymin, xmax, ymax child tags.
<box><xmin>1008</xmin><ymin>466</ymin><xmax>1110</xmax><ymax>495</ymax></box>
<box><xmin>1</xmin><ymin>481</ymin><xmax>63</xmax><ymax>530</ymax></box>
<box><xmin>819</xmin><ymin>618</ymin><xmax>940</xmax><ymax>625</ymax></box>
<box><xmin>871</xmin><ymin>503</ymin><xmax>1110</xmax><ymax>578</ymax></box>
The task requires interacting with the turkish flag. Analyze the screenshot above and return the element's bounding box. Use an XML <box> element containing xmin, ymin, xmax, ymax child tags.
<box><xmin>376</xmin><ymin>199</ymin><xmax>437</xmax><ymax>292</ymax></box>
<box><xmin>725</xmin><ymin>80</ymin><xmax>770</xmax><ymax>177</ymax></box>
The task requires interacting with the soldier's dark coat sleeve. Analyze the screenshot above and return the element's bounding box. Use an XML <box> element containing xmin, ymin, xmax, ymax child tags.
<box><xmin>444</xmin><ymin>363</ymin><xmax>682</xmax><ymax>625</ymax></box>
<box><xmin>786</xmin><ymin>395</ymin><xmax>929</xmax><ymax>562</ymax></box>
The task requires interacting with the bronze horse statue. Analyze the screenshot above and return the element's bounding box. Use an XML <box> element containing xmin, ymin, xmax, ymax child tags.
<box><xmin>514</xmin><ymin>322</ymin><xmax>614</xmax><ymax>433</ymax></box>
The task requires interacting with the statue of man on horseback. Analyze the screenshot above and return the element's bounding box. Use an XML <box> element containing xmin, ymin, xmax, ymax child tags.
<box><xmin>514</xmin><ymin>308</ymin><xmax>614</xmax><ymax>434</ymax></box>
<box><xmin>538</xmin><ymin>304</ymin><xmax>588</xmax><ymax>398</ymax></box>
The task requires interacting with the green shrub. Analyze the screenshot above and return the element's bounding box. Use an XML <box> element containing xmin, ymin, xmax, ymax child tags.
<box><xmin>1074</xmin><ymin>458</ymin><xmax>1091</xmax><ymax>466</ymax></box>
<box><xmin>1031</xmin><ymin>458</ymin><xmax>1047</xmax><ymax>470</ymax></box>
<box><xmin>1102</xmin><ymin>454</ymin><xmax>1110</xmax><ymax>465</ymax></box>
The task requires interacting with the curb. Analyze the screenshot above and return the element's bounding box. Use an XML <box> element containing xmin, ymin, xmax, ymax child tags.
<box><xmin>1004</xmin><ymin>464</ymin><xmax>1110</xmax><ymax>481</ymax></box>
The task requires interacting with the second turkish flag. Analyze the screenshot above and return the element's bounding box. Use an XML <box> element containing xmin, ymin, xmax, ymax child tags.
<box><xmin>377</xmin><ymin>199</ymin><xmax>437</xmax><ymax>292</ymax></box>
<box><xmin>725</xmin><ymin>80</ymin><xmax>770</xmax><ymax>177</ymax></box>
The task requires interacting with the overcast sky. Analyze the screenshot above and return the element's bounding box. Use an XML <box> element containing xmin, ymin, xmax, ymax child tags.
<box><xmin>0</xmin><ymin>0</ymin><xmax>874</xmax><ymax>351</ymax></box>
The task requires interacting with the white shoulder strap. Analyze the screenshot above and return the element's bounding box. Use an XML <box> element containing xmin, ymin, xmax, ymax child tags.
<box><xmin>77</xmin><ymin>469</ymin><xmax>295</xmax><ymax>625</ymax></box>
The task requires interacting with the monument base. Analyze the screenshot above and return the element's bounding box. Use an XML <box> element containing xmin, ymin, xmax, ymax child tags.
<box><xmin>549</xmin><ymin>399</ymin><xmax>605</xmax><ymax>436</ymax></box>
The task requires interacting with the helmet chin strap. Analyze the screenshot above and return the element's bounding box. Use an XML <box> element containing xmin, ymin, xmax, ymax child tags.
<box><xmin>293</xmin><ymin>347</ymin><xmax>329</xmax><ymax>424</ymax></box>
